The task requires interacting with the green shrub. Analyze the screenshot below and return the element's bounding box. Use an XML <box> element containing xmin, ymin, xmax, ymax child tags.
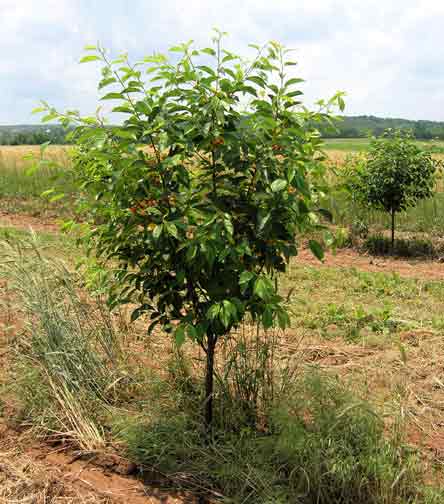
<box><xmin>347</xmin><ymin>130</ymin><xmax>437</xmax><ymax>249</ymax></box>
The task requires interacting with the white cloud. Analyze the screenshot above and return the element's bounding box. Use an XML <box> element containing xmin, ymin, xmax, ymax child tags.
<box><xmin>0</xmin><ymin>0</ymin><xmax>443</xmax><ymax>123</ymax></box>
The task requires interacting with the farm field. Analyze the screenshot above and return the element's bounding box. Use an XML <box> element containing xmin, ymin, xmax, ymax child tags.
<box><xmin>1</xmin><ymin>144</ymin><xmax>444</xmax><ymax>502</ymax></box>
<box><xmin>324</xmin><ymin>137</ymin><xmax>444</xmax><ymax>154</ymax></box>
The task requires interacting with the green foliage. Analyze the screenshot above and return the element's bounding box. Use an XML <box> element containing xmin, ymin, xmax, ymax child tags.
<box><xmin>36</xmin><ymin>32</ymin><xmax>343</xmax><ymax>425</ymax></box>
<box><xmin>347</xmin><ymin>130</ymin><xmax>437</xmax><ymax>244</ymax></box>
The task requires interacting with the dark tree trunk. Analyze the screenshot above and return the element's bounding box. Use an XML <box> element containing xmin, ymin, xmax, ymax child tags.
<box><xmin>204</xmin><ymin>333</ymin><xmax>217</xmax><ymax>431</ymax></box>
<box><xmin>391</xmin><ymin>209</ymin><xmax>395</xmax><ymax>254</ymax></box>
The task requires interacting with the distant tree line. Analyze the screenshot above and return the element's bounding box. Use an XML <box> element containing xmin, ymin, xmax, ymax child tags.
<box><xmin>2</xmin><ymin>115</ymin><xmax>444</xmax><ymax>145</ymax></box>
<box><xmin>0</xmin><ymin>125</ymin><xmax>71</xmax><ymax>145</ymax></box>
<box><xmin>320</xmin><ymin>115</ymin><xmax>444</xmax><ymax>140</ymax></box>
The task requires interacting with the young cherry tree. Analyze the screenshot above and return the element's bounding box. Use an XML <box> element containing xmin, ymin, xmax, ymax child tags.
<box><xmin>352</xmin><ymin>130</ymin><xmax>436</xmax><ymax>249</ymax></box>
<box><xmin>36</xmin><ymin>32</ymin><xmax>344</xmax><ymax>429</ymax></box>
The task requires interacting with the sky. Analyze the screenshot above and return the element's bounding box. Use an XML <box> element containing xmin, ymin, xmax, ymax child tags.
<box><xmin>2</xmin><ymin>0</ymin><xmax>444</xmax><ymax>124</ymax></box>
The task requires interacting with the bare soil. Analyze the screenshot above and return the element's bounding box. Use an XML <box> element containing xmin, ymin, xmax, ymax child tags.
<box><xmin>0</xmin><ymin>210</ymin><xmax>60</xmax><ymax>233</ymax></box>
<box><xmin>297</xmin><ymin>247</ymin><xmax>444</xmax><ymax>281</ymax></box>
<box><xmin>0</xmin><ymin>422</ymin><xmax>196</xmax><ymax>503</ymax></box>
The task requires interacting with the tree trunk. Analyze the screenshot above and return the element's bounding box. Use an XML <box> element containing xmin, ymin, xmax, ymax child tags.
<box><xmin>391</xmin><ymin>209</ymin><xmax>395</xmax><ymax>254</ymax></box>
<box><xmin>204</xmin><ymin>333</ymin><xmax>217</xmax><ymax>431</ymax></box>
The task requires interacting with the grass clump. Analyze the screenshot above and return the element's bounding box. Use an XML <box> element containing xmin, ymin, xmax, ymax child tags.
<box><xmin>0</xmin><ymin>236</ymin><xmax>131</xmax><ymax>449</ymax></box>
<box><xmin>118</xmin><ymin>366</ymin><xmax>429</xmax><ymax>503</ymax></box>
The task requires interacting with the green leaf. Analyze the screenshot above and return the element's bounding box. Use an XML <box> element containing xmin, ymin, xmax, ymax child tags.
<box><xmin>262</xmin><ymin>306</ymin><xmax>273</xmax><ymax>329</ymax></box>
<box><xmin>258</xmin><ymin>211</ymin><xmax>271</xmax><ymax>232</ymax></box>
<box><xmin>100</xmin><ymin>92</ymin><xmax>124</xmax><ymax>100</ymax></box>
<box><xmin>131</xmin><ymin>307</ymin><xmax>144</xmax><ymax>322</ymax></box>
<box><xmin>41</xmin><ymin>113</ymin><xmax>58</xmax><ymax>123</ymax></box>
<box><xmin>246</xmin><ymin>76</ymin><xmax>266</xmax><ymax>88</ymax></box>
<box><xmin>186</xmin><ymin>243</ymin><xmax>197</xmax><ymax>261</ymax></box>
<box><xmin>112</xmin><ymin>105</ymin><xmax>133</xmax><ymax>114</ymax></box>
<box><xmin>285</xmin><ymin>78</ymin><xmax>304</xmax><ymax>87</ymax></box>
<box><xmin>271</xmin><ymin>179</ymin><xmax>287</xmax><ymax>192</ymax></box>
<box><xmin>165</xmin><ymin>222</ymin><xmax>178</xmax><ymax>239</ymax></box>
<box><xmin>40</xmin><ymin>189</ymin><xmax>55</xmax><ymax>198</ymax></box>
<box><xmin>198</xmin><ymin>65</ymin><xmax>216</xmax><ymax>76</ymax></box>
<box><xmin>220</xmin><ymin>300</ymin><xmax>237</xmax><ymax>328</ymax></box>
<box><xmin>49</xmin><ymin>193</ymin><xmax>65</xmax><ymax>203</ymax></box>
<box><xmin>25</xmin><ymin>164</ymin><xmax>38</xmax><ymax>176</ymax></box>
<box><xmin>224</xmin><ymin>216</ymin><xmax>233</xmax><ymax>236</ymax></box>
<box><xmin>254</xmin><ymin>277</ymin><xmax>273</xmax><ymax>301</ymax></box>
<box><xmin>169</xmin><ymin>44</ymin><xmax>187</xmax><ymax>53</ymax></box>
<box><xmin>277</xmin><ymin>309</ymin><xmax>290</xmax><ymax>330</ymax></box>
<box><xmin>153</xmin><ymin>224</ymin><xmax>163</xmax><ymax>239</ymax></box>
<box><xmin>207</xmin><ymin>303</ymin><xmax>221</xmax><ymax>320</ymax></box>
<box><xmin>309</xmin><ymin>240</ymin><xmax>324</xmax><ymax>261</ymax></box>
<box><xmin>286</xmin><ymin>90</ymin><xmax>303</xmax><ymax>98</ymax></box>
<box><xmin>239</xmin><ymin>271</ymin><xmax>254</xmax><ymax>285</ymax></box>
<box><xmin>80</xmin><ymin>55</ymin><xmax>101</xmax><ymax>63</ymax></box>
<box><xmin>187</xmin><ymin>325</ymin><xmax>198</xmax><ymax>341</ymax></box>
<box><xmin>98</xmin><ymin>77</ymin><xmax>117</xmax><ymax>89</ymax></box>
<box><xmin>201</xmin><ymin>47</ymin><xmax>216</xmax><ymax>56</ymax></box>
<box><xmin>175</xmin><ymin>325</ymin><xmax>186</xmax><ymax>347</ymax></box>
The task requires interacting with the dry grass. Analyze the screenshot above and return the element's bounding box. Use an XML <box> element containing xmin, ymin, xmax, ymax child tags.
<box><xmin>0</xmin><ymin>449</ymin><xmax>112</xmax><ymax>503</ymax></box>
<box><xmin>0</xmin><ymin>145</ymin><xmax>72</xmax><ymax>171</ymax></box>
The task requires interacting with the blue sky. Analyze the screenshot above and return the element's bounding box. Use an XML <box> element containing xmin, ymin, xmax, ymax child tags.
<box><xmin>2</xmin><ymin>0</ymin><xmax>443</xmax><ymax>124</ymax></box>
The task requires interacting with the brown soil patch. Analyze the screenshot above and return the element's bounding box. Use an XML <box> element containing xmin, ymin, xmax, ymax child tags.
<box><xmin>298</xmin><ymin>247</ymin><xmax>444</xmax><ymax>281</ymax></box>
<box><xmin>0</xmin><ymin>422</ymin><xmax>198</xmax><ymax>503</ymax></box>
<box><xmin>0</xmin><ymin>210</ymin><xmax>60</xmax><ymax>233</ymax></box>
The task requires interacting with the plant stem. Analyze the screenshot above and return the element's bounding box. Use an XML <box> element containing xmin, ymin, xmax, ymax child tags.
<box><xmin>204</xmin><ymin>332</ymin><xmax>217</xmax><ymax>431</ymax></box>
<box><xmin>391</xmin><ymin>208</ymin><xmax>395</xmax><ymax>253</ymax></box>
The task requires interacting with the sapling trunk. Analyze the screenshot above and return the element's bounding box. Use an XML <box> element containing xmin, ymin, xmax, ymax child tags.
<box><xmin>391</xmin><ymin>209</ymin><xmax>395</xmax><ymax>253</ymax></box>
<box><xmin>204</xmin><ymin>332</ymin><xmax>217</xmax><ymax>431</ymax></box>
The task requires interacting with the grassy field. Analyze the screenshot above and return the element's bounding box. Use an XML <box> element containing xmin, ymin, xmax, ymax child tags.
<box><xmin>1</xmin><ymin>144</ymin><xmax>444</xmax><ymax>502</ymax></box>
<box><xmin>324</xmin><ymin>137</ymin><xmax>444</xmax><ymax>154</ymax></box>
<box><xmin>0</xmin><ymin>145</ymin><xmax>75</xmax><ymax>217</ymax></box>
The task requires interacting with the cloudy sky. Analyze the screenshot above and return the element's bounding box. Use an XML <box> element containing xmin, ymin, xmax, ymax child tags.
<box><xmin>2</xmin><ymin>0</ymin><xmax>443</xmax><ymax>124</ymax></box>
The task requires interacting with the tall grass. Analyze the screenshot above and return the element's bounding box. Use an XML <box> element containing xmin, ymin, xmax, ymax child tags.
<box><xmin>0</xmin><ymin>145</ymin><xmax>77</xmax><ymax>216</ymax></box>
<box><xmin>0</xmin><ymin>234</ymin><xmax>126</xmax><ymax>449</ymax></box>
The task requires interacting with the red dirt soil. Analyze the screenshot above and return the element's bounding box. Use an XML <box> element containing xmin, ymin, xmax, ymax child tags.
<box><xmin>0</xmin><ymin>211</ymin><xmax>60</xmax><ymax>233</ymax></box>
<box><xmin>0</xmin><ymin>422</ymin><xmax>199</xmax><ymax>504</ymax></box>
